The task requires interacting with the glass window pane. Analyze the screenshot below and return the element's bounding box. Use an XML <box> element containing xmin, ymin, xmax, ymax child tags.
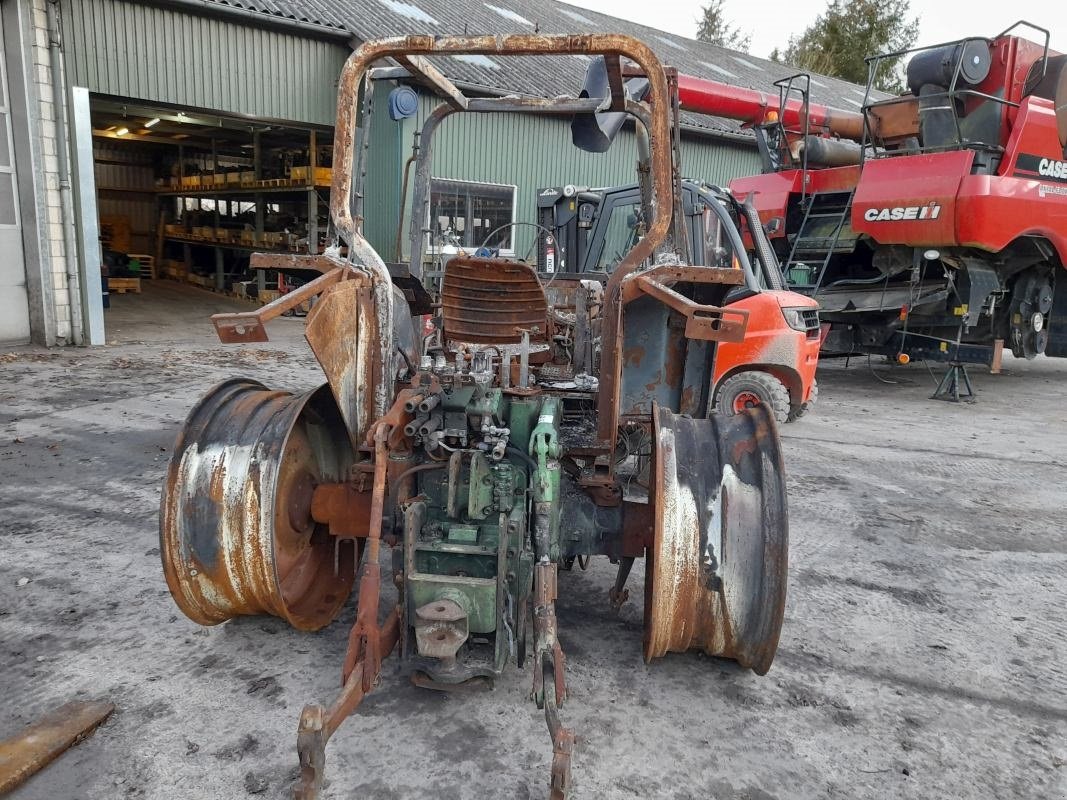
<box><xmin>0</xmin><ymin>117</ymin><xmax>11</xmax><ymax>169</ymax></box>
<box><xmin>701</xmin><ymin>207</ymin><xmax>739</xmax><ymax>270</ymax></box>
<box><xmin>0</xmin><ymin>172</ymin><xmax>16</xmax><ymax>226</ymax></box>
<box><xmin>598</xmin><ymin>201</ymin><xmax>642</xmax><ymax>271</ymax></box>
<box><xmin>429</xmin><ymin>179</ymin><xmax>514</xmax><ymax>252</ymax></box>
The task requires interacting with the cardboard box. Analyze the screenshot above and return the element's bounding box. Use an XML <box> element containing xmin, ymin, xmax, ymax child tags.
<box><xmin>290</xmin><ymin>166</ymin><xmax>332</xmax><ymax>184</ymax></box>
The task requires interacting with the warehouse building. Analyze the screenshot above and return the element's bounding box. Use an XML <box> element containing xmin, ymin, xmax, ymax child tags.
<box><xmin>3</xmin><ymin>0</ymin><xmax>871</xmax><ymax>346</ymax></box>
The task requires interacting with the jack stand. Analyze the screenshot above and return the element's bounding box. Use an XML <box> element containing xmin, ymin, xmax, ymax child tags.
<box><xmin>931</xmin><ymin>361</ymin><xmax>974</xmax><ymax>402</ymax></box>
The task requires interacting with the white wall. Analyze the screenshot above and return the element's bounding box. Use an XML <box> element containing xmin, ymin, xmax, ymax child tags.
<box><xmin>1</xmin><ymin>0</ymin><xmax>83</xmax><ymax>346</ymax></box>
<box><xmin>29</xmin><ymin>0</ymin><xmax>73</xmax><ymax>344</ymax></box>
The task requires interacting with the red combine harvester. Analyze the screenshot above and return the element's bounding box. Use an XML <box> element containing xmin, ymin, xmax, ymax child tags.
<box><xmin>677</xmin><ymin>22</ymin><xmax>1067</xmax><ymax>380</ymax></box>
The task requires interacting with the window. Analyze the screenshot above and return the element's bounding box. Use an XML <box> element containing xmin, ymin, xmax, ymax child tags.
<box><xmin>428</xmin><ymin>178</ymin><xmax>516</xmax><ymax>254</ymax></box>
<box><xmin>597</xmin><ymin>199</ymin><xmax>642</xmax><ymax>271</ymax></box>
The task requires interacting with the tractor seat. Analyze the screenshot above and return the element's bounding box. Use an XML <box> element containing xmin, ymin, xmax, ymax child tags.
<box><xmin>441</xmin><ymin>256</ymin><xmax>550</xmax><ymax>344</ymax></box>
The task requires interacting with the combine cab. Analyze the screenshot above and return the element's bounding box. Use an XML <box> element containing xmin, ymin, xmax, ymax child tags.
<box><xmin>160</xmin><ymin>35</ymin><xmax>789</xmax><ymax>799</ymax></box>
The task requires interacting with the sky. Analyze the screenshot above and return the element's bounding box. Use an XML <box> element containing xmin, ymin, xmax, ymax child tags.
<box><xmin>567</xmin><ymin>0</ymin><xmax>1064</xmax><ymax>61</ymax></box>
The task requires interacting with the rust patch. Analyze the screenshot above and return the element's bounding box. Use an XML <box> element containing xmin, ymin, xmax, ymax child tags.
<box><xmin>624</xmin><ymin>345</ymin><xmax>646</xmax><ymax>367</ymax></box>
<box><xmin>680</xmin><ymin>386</ymin><xmax>696</xmax><ymax>413</ymax></box>
<box><xmin>440</xmin><ymin>257</ymin><xmax>548</xmax><ymax>344</ymax></box>
<box><xmin>644</xmin><ymin>369</ymin><xmax>663</xmax><ymax>393</ymax></box>
<box><xmin>311</xmin><ymin>483</ymin><xmax>373</xmax><ymax>539</ymax></box>
<box><xmin>664</xmin><ymin>326</ymin><xmax>686</xmax><ymax>387</ymax></box>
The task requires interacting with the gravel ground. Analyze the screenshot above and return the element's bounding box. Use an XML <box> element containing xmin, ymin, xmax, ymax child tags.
<box><xmin>1</xmin><ymin>282</ymin><xmax>1064</xmax><ymax>800</ymax></box>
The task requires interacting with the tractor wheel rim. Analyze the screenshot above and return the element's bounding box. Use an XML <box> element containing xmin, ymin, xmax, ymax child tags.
<box><xmin>160</xmin><ymin>379</ymin><xmax>356</xmax><ymax>631</ymax></box>
<box><xmin>644</xmin><ymin>404</ymin><xmax>788</xmax><ymax>674</ymax></box>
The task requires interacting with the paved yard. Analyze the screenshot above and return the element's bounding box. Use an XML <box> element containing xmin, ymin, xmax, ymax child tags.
<box><xmin>1</xmin><ymin>282</ymin><xmax>1064</xmax><ymax>799</ymax></box>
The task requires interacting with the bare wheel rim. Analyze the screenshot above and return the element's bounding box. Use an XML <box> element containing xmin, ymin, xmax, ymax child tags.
<box><xmin>644</xmin><ymin>403</ymin><xmax>788</xmax><ymax>674</ymax></box>
<box><xmin>160</xmin><ymin>380</ymin><xmax>356</xmax><ymax>631</ymax></box>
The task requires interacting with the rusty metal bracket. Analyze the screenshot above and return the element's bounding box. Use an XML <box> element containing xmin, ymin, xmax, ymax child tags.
<box><xmin>293</xmin><ymin>610</ymin><xmax>400</xmax><ymax>800</ymax></box>
<box><xmin>395</xmin><ymin>54</ymin><xmax>469</xmax><ymax>111</ymax></box>
<box><xmin>340</xmin><ymin>425</ymin><xmax>391</xmax><ymax>689</ymax></box>
<box><xmin>530</xmin><ymin>559</ymin><xmax>575</xmax><ymax>799</ymax></box>
<box><xmin>311</xmin><ymin>483</ymin><xmax>373</xmax><ymax>539</ymax></box>
<box><xmin>293</xmin><ymin>424</ymin><xmax>398</xmax><ymax>800</ymax></box>
<box><xmin>633</xmin><ymin>273</ymin><xmax>750</xmax><ymax>343</ymax></box>
<box><xmin>211</xmin><ymin>265</ymin><xmax>349</xmax><ymax>343</ymax></box>
<box><xmin>620</xmin><ymin>265</ymin><xmax>745</xmax><ymax>302</ymax></box>
<box><xmin>604</xmin><ymin>54</ymin><xmax>625</xmax><ymax>111</ymax></box>
<box><xmin>0</xmin><ymin>700</ymin><xmax>114</xmax><ymax>794</ymax></box>
<box><xmin>249</xmin><ymin>252</ymin><xmax>340</xmax><ymax>274</ymax></box>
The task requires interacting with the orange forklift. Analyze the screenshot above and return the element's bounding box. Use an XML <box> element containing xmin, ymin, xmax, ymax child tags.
<box><xmin>536</xmin><ymin>179</ymin><xmax>822</xmax><ymax>421</ymax></box>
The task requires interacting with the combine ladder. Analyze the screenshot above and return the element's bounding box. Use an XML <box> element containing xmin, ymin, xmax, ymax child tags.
<box><xmin>782</xmin><ymin>189</ymin><xmax>856</xmax><ymax>296</ymax></box>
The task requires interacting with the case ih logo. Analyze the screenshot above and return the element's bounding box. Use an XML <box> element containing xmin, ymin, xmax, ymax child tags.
<box><xmin>863</xmin><ymin>202</ymin><xmax>942</xmax><ymax>222</ymax></box>
<box><xmin>1014</xmin><ymin>154</ymin><xmax>1067</xmax><ymax>184</ymax></box>
<box><xmin>1037</xmin><ymin>158</ymin><xmax>1067</xmax><ymax>180</ymax></box>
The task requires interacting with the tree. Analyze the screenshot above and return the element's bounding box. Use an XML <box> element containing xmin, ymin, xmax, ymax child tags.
<box><xmin>696</xmin><ymin>0</ymin><xmax>751</xmax><ymax>53</ymax></box>
<box><xmin>773</xmin><ymin>0</ymin><xmax>919</xmax><ymax>92</ymax></box>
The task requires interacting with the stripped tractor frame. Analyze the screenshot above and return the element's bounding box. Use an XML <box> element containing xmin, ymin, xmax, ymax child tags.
<box><xmin>160</xmin><ymin>34</ymin><xmax>789</xmax><ymax>799</ymax></box>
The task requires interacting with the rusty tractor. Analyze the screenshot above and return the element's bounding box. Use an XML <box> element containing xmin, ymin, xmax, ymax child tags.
<box><xmin>160</xmin><ymin>34</ymin><xmax>789</xmax><ymax>799</ymax></box>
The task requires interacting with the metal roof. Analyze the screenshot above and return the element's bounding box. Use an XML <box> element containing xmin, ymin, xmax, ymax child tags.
<box><xmin>193</xmin><ymin>0</ymin><xmax>877</xmax><ymax>138</ymax></box>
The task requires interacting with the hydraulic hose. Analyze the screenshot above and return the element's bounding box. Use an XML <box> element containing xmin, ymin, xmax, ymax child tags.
<box><xmin>743</xmin><ymin>197</ymin><xmax>787</xmax><ymax>291</ymax></box>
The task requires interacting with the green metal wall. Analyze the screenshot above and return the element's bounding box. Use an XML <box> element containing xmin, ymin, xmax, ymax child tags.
<box><xmin>362</xmin><ymin>82</ymin><xmax>404</xmax><ymax>261</ymax></box>
<box><xmin>60</xmin><ymin>0</ymin><xmax>349</xmax><ymax>126</ymax></box>
<box><xmin>362</xmin><ymin>85</ymin><xmax>762</xmax><ymax>261</ymax></box>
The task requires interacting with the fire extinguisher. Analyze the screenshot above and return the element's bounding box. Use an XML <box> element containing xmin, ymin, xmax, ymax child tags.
<box><xmin>544</xmin><ymin>235</ymin><xmax>556</xmax><ymax>273</ymax></box>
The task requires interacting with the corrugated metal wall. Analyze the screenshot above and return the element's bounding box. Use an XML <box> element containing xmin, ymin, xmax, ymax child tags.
<box><xmin>362</xmin><ymin>82</ymin><xmax>403</xmax><ymax>260</ymax></box>
<box><xmin>366</xmin><ymin>87</ymin><xmax>761</xmax><ymax>259</ymax></box>
<box><xmin>93</xmin><ymin>141</ymin><xmax>157</xmax><ymax>255</ymax></box>
<box><xmin>60</xmin><ymin>0</ymin><xmax>349</xmax><ymax>125</ymax></box>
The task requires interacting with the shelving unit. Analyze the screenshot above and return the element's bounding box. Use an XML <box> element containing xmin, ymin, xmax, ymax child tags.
<box><xmin>90</xmin><ymin>97</ymin><xmax>334</xmax><ymax>307</ymax></box>
<box><xmin>152</xmin><ymin>128</ymin><xmax>334</xmax><ymax>296</ymax></box>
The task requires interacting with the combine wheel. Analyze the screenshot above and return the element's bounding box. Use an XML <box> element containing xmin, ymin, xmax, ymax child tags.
<box><xmin>160</xmin><ymin>379</ymin><xmax>356</xmax><ymax>631</ymax></box>
<box><xmin>715</xmin><ymin>370</ymin><xmax>790</xmax><ymax>424</ymax></box>
<box><xmin>644</xmin><ymin>404</ymin><xmax>788</xmax><ymax>674</ymax></box>
<box><xmin>1009</xmin><ymin>270</ymin><xmax>1054</xmax><ymax>359</ymax></box>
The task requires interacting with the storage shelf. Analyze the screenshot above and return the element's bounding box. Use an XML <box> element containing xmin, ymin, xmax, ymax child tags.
<box><xmin>98</xmin><ymin>186</ymin><xmax>157</xmax><ymax>195</ymax></box>
<box><xmin>157</xmin><ymin>179</ymin><xmax>330</xmax><ymax>197</ymax></box>
<box><xmin>163</xmin><ymin>234</ymin><xmax>315</xmax><ymax>254</ymax></box>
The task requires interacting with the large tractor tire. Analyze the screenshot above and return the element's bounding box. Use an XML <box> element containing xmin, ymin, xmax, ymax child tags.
<box><xmin>644</xmin><ymin>404</ymin><xmax>788</xmax><ymax>675</ymax></box>
<box><xmin>160</xmin><ymin>379</ymin><xmax>357</xmax><ymax>631</ymax></box>
<box><xmin>715</xmin><ymin>370</ymin><xmax>791</xmax><ymax>424</ymax></box>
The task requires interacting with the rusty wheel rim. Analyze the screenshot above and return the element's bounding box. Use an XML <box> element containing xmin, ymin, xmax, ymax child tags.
<box><xmin>160</xmin><ymin>380</ymin><xmax>356</xmax><ymax>631</ymax></box>
<box><xmin>644</xmin><ymin>404</ymin><xmax>788</xmax><ymax>674</ymax></box>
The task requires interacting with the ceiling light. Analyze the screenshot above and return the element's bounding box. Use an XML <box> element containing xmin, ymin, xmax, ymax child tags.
<box><xmin>145</xmin><ymin>118</ymin><xmax>160</xmax><ymax>128</ymax></box>
<box><xmin>115</xmin><ymin>127</ymin><xmax>129</xmax><ymax>136</ymax></box>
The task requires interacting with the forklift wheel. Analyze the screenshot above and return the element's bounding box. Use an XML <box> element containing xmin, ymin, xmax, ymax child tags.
<box><xmin>788</xmin><ymin>378</ymin><xmax>818</xmax><ymax>422</ymax></box>
<box><xmin>716</xmin><ymin>371</ymin><xmax>791</xmax><ymax>424</ymax></box>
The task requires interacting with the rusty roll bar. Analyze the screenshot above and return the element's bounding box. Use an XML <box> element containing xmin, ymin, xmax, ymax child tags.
<box><xmin>676</xmin><ymin>73</ymin><xmax>866</xmax><ymax>141</ymax></box>
<box><xmin>329</xmin><ymin>34</ymin><xmax>675</xmax><ymax>452</ymax></box>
